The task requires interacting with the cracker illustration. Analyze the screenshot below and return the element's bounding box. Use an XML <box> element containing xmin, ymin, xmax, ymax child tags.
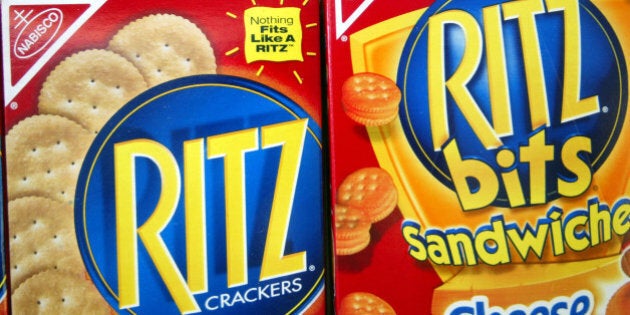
<box><xmin>6</xmin><ymin>115</ymin><xmax>93</xmax><ymax>204</ymax></box>
<box><xmin>335</xmin><ymin>204</ymin><xmax>372</xmax><ymax>256</ymax></box>
<box><xmin>12</xmin><ymin>269</ymin><xmax>111</xmax><ymax>315</ymax></box>
<box><xmin>622</xmin><ymin>248</ymin><xmax>630</xmax><ymax>277</ymax></box>
<box><xmin>606</xmin><ymin>281</ymin><xmax>630</xmax><ymax>315</ymax></box>
<box><xmin>108</xmin><ymin>14</ymin><xmax>217</xmax><ymax>86</ymax></box>
<box><xmin>337</xmin><ymin>167</ymin><xmax>398</xmax><ymax>223</ymax></box>
<box><xmin>339</xmin><ymin>292</ymin><xmax>396</xmax><ymax>315</ymax></box>
<box><xmin>38</xmin><ymin>49</ymin><xmax>148</xmax><ymax>135</ymax></box>
<box><xmin>341</xmin><ymin>72</ymin><xmax>401</xmax><ymax>126</ymax></box>
<box><xmin>8</xmin><ymin>196</ymin><xmax>85</xmax><ymax>291</ymax></box>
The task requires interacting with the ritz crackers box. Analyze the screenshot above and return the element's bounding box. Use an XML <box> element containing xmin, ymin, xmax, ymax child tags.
<box><xmin>325</xmin><ymin>0</ymin><xmax>630</xmax><ymax>314</ymax></box>
<box><xmin>1</xmin><ymin>0</ymin><xmax>327</xmax><ymax>314</ymax></box>
<box><xmin>0</xmin><ymin>136</ymin><xmax>6</xmax><ymax>315</ymax></box>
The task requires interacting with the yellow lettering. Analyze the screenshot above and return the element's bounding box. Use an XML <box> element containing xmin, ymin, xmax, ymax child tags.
<box><xmin>558</xmin><ymin>136</ymin><xmax>591</xmax><ymax>197</ymax></box>
<box><xmin>428</xmin><ymin>10</ymin><xmax>502</xmax><ymax>151</ymax></box>
<box><xmin>115</xmin><ymin>140</ymin><xmax>142</xmax><ymax>309</ymax></box>
<box><xmin>612</xmin><ymin>201</ymin><xmax>630</xmax><ymax>235</ymax></box>
<box><xmin>496</xmin><ymin>149</ymin><xmax>526</xmax><ymax>207</ymax></box>
<box><xmin>483</xmin><ymin>4</ymin><xmax>513</xmax><ymax>137</ymax></box>
<box><xmin>115</xmin><ymin>139</ymin><xmax>199</xmax><ymax>313</ymax></box>
<box><xmin>446</xmin><ymin>232</ymin><xmax>476</xmax><ymax>265</ymax></box>
<box><xmin>503</xmin><ymin>0</ymin><xmax>549</xmax><ymax>129</ymax></box>
<box><xmin>444</xmin><ymin>140</ymin><xmax>499</xmax><ymax>210</ymax></box>
<box><xmin>475</xmin><ymin>219</ymin><xmax>510</xmax><ymax>265</ymax></box>
<box><xmin>549</xmin><ymin>210</ymin><xmax>566</xmax><ymax>256</ymax></box>
<box><xmin>207</xmin><ymin>128</ymin><xmax>259</xmax><ymax>288</ymax></box>
<box><xmin>564</xmin><ymin>213</ymin><xmax>589</xmax><ymax>251</ymax></box>
<box><xmin>589</xmin><ymin>200</ymin><xmax>612</xmax><ymax>246</ymax></box>
<box><xmin>519</xmin><ymin>130</ymin><xmax>554</xmax><ymax>205</ymax></box>
<box><xmin>506</xmin><ymin>223</ymin><xmax>549</xmax><ymax>260</ymax></box>
<box><xmin>402</xmin><ymin>223</ymin><xmax>428</xmax><ymax>261</ymax></box>
<box><xmin>259</xmin><ymin>119</ymin><xmax>308</xmax><ymax>281</ymax></box>
<box><xmin>427</xmin><ymin>233</ymin><xmax>451</xmax><ymax>265</ymax></box>
<box><xmin>184</xmin><ymin>138</ymin><xmax>207</xmax><ymax>293</ymax></box>
<box><xmin>546</xmin><ymin>0</ymin><xmax>600</xmax><ymax>123</ymax></box>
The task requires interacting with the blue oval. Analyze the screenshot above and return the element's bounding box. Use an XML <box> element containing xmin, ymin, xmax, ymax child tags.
<box><xmin>75</xmin><ymin>75</ymin><xmax>325</xmax><ymax>314</ymax></box>
<box><xmin>398</xmin><ymin>0</ymin><xmax>627</xmax><ymax>207</ymax></box>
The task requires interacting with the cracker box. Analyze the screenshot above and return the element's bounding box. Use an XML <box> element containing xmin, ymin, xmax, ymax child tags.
<box><xmin>0</xmin><ymin>136</ymin><xmax>7</xmax><ymax>315</ymax></box>
<box><xmin>1</xmin><ymin>0</ymin><xmax>327</xmax><ymax>314</ymax></box>
<box><xmin>325</xmin><ymin>0</ymin><xmax>630</xmax><ymax>314</ymax></box>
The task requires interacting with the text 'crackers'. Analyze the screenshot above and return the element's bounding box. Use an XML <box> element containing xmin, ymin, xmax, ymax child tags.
<box><xmin>1</xmin><ymin>0</ymin><xmax>326</xmax><ymax>314</ymax></box>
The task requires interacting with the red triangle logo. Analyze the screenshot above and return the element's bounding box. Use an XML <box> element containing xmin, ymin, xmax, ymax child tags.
<box><xmin>9</xmin><ymin>5</ymin><xmax>88</xmax><ymax>86</ymax></box>
<box><xmin>2</xmin><ymin>0</ymin><xmax>106</xmax><ymax>106</ymax></box>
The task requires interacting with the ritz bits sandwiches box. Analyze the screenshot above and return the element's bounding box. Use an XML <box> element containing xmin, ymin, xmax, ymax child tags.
<box><xmin>1</xmin><ymin>0</ymin><xmax>328</xmax><ymax>314</ymax></box>
<box><xmin>325</xmin><ymin>0</ymin><xmax>630</xmax><ymax>314</ymax></box>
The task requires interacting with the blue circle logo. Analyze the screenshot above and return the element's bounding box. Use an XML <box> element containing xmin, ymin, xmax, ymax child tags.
<box><xmin>398</xmin><ymin>0</ymin><xmax>627</xmax><ymax>210</ymax></box>
<box><xmin>75</xmin><ymin>75</ymin><xmax>324</xmax><ymax>314</ymax></box>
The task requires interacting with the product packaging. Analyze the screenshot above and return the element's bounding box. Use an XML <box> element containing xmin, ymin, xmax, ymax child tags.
<box><xmin>2</xmin><ymin>0</ymin><xmax>326</xmax><ymax>313</ymax></box>
<box><xmin>325</xmin><ymin>0</ymin><xmax>630</xmax><ymax>313</ymax></box>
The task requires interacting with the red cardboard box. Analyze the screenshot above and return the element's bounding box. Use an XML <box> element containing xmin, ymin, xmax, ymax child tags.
<box><xmin>0</xmin><ymin>135</ymin><xmax>6</xmax><ymax>314</ymax></box>
<box><xmin>2</xmin><ymin>0</ymin><xmax>326</xmax><ymax>314</ymax></box>
<box><xmin>325</xmin><ymin>0</ymin><xmax>630</xmax><ymax>314</ymax></box>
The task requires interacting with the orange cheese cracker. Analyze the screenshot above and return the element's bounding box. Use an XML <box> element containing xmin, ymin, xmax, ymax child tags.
<box><xmin>606</xmin><ymin>282</ymin><xmax>630</xmax><ymax>315</ymax></box>
<box><xmin>338</xmin><ymin>292</ymin><xmax>396</xmax><ymax>315</ymax></box>
<box><xmin>334</xmin><ymin>204</ymin><xmax>372</xmax><ymax>256</ymax></box>
<box><xmin>337</xmin><ymin>167</ymin><xmax>397</xmax><ymax>223</ymax></box>
<box><xmin>622</xmin><ymin>248</ymin><xmax>630</xmax><ymax>277</ymax></box>
<box><xmin>341</xmin><ymin>72</ymin><xmax>401</xmax><ymax>126</ymax></box>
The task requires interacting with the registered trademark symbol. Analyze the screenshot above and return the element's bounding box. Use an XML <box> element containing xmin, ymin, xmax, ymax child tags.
<box><xmin>340</xmin><ymin>35</ymin><xmax>348</xmax><ymax>42</ymax></box>
<box><xmin>10</xmin><ymin>101</ymin><xmax>18</xmax><ymax>110</ymax></box>
<box><xmin>309</xmin><ymin>265</ymin><xmax>315</xmax><ymax>272</ymax></box>
<box><xmin>602</xmin><ymin>106</ymin><xmax>609</xmax><ymax>113</ymax></box>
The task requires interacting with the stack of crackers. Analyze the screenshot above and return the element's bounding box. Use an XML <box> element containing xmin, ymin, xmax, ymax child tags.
<box><xmin>5</xmin><ymin>14</ymin><xmax>217</xmax><ymax>314</ymax></box>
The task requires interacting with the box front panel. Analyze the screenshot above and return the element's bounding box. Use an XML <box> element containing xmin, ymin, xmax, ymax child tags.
<box><xmin>2</xmin><ymin>1</ymin><xmax>326</xmax><ymax>314</ymax></box>
<box><xmin>326</xmin><ymin>0</ymin><xmax>630</xmax><ymax>313</ymax></box>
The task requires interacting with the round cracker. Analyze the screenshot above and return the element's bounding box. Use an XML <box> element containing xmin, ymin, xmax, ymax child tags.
<box><xmin>606</xmin><ymin>282</ymin><xmax>630</xmax><ymax>315</ymax></box>
<box><xmin>38</xmin><ymin>49</ymin><xmax>148</xmax><ymax>135</ymax></box>
<box><xmin>6</xmin><ymin>115</ymin><xmax>93</xmax><ymax>204</ymax></box>
<box><xmin>8</xmin><ymin>196</ymin><xmax>85</xmax><ymax>291</ymax></box>
<box><xmin>108</xmin><ymin>14</ymin><xmax>217</xmax><ymax>86</ymax></box>
<box><xmin>337</xmin><ymin>167</ymin><xmax>398</xmax><ymax>223</ymax></box>
<box><xmin>12</xmin><ymin>269</ymin><xmax>111</xmax><ymax>315</ymax></box>
<box><xmin>335</xmin><ymin>203</ymin><xmax>372</xmax><ymax>256</ymax></box>
<box><xmin>622</xmin><ymin>248</ymin><xmax>630</xmax><ymax>277</ymax></box>
<box><xmin>335</xmin><ymin>204</ymin><xmax>371</xmax><ymax>240</ymax></box>
<box><xmin>341</xmin><ymin>72</ymin><xmax>401</xmax><ymax>126</ymax></box>
<box><xmin>339</xmin><ymin>292</ymin><xmax>396</xmax><ymax>315</ymax></box>
<box><xmin>336</xmin><ymin>233</ymin><xmax>371</xmax><ymax>256</ymax></box>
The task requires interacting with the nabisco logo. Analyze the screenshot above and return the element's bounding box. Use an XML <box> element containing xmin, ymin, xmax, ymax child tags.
<box><xmin>13</xmin><ymin>8</ymin><xmax>63</xmax><ymax>59</ymax></box>
<box><xmin>2</xmin><ymin>0</ymin><xmax>105</xmax><ymax>107</ymax></box>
